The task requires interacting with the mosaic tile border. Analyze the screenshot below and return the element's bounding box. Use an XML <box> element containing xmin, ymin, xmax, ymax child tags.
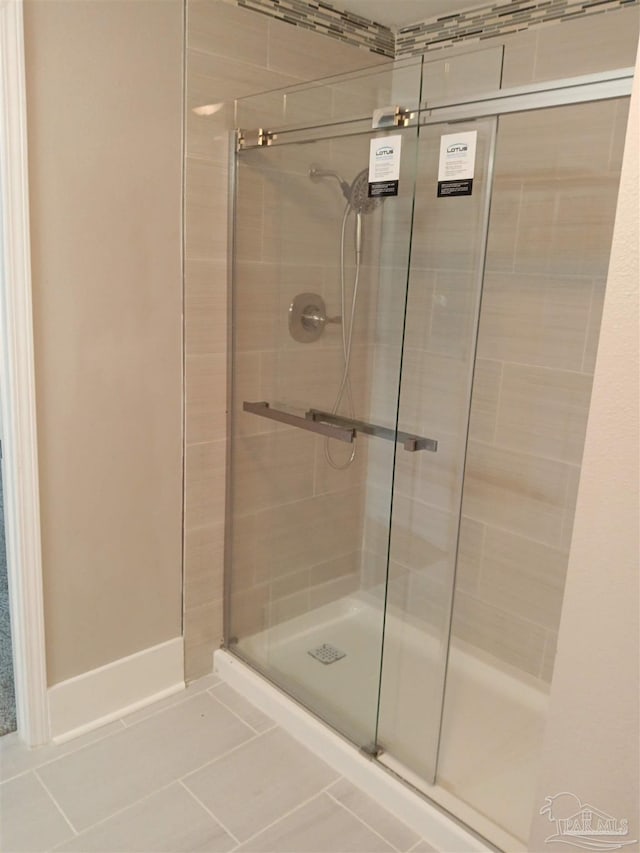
<box><xmin>226</xmin><ymin>0</ymin><xmax>637</xmax><ymax>60</ymax></box>
<box><xmin>396</xmin><ymin>0</ymin><xmax>640</xmax><ymax>56</ymax></box>
<box><xmin>232</xmin><ymin>0</ymin><xmax>395</xmax><ymax>57</ymax></box>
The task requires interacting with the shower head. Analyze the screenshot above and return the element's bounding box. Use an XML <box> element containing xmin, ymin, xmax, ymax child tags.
<box><xmin>348</xmin><ymin>169</ymin><xmax>381</xmax><ymax>216</ymax></box>
<box><xmin>309</xmin><ymin>164</ymin><xmax>381</xmax><ymax>215</ymax></box>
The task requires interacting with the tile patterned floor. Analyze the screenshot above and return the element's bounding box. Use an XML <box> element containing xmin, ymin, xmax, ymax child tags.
<box><xmin>0</xmin><ymin>675</ymin><xmax>437</xmax><ymax>853</ymax></box>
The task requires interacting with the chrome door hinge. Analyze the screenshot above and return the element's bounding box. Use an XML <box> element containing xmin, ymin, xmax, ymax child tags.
<box><xmin>236</xmin><ymin>128</ymin><xmax>277</xmax><ymax>151</ymax></box>
<box><xmin>371</xmin><ymin>105</ymin><xmax>414</xmax><ymax>129</ymax></box>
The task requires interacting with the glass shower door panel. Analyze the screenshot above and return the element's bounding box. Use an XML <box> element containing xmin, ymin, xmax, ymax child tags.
<box><xmin>229</xmin><ymin>125</ymin><xmax>419</xmax><ymax>747</ymax></box>
<box><xmin>438</xmin><ymin>98</ymin><xmax>630</xmax><ymax>846</ymax></box>
<box><xmin>376</xmin><ymin>117</ymin><xmax>497</xmax><ymax>782</ymax></box>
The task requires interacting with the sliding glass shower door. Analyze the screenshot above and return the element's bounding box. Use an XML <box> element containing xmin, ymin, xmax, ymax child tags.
<box><xmin>376</xmin><ymin>115</ymin><xmax>497</xmax><ymax>783</ymax></box>
<box><xmin>227</xmin><ymin>108</ymin><xmax>423</xmax><ymax>748</ymax></box>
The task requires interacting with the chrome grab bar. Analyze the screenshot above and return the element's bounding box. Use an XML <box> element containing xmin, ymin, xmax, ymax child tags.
<box><xmin>242</xmin><ymin>401</ymin><xmax>355</xmax><ymax>443</ymax></box>
<box><xmin>242</xmin><ymin>402</ymin><xmax>437</xmax><ymax>453</ymax></box>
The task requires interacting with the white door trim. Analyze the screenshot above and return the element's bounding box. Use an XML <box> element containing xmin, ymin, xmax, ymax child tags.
<box><xmin>0</xmin><ymin>0</ymin><xmax>50</xmax><ymax>746</ymax></box>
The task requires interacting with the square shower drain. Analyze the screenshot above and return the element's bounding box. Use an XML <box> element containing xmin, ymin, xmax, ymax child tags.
<box><xmin>308</xmin><ymin>643</ymin><xmax>346</xmax><ymax>665</ymax></box>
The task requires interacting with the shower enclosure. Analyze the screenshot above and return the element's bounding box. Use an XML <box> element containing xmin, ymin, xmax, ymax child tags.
<box><xmin>224</xmin><ymin>49</ymin><xmax>632</xmax><ymax>849</ymax></box>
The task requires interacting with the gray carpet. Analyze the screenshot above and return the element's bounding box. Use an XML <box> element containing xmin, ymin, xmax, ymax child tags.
<box><xmin>0</xmin><ymin>471</ymin><xmax>17</xmax><ymax>736</ymax></box>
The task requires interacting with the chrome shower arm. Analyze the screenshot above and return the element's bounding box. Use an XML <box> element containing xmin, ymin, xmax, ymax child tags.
<box><xmin>308</xmin><ymin>165</ymin><xmax>351</xmax><ymax>200</ymax></box>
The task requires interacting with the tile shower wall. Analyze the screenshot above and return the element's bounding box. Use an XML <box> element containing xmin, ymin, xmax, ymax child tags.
<box><xmin>452</xmin><ymin>97</ymin><xmax>631</xmax><ymax>681</ymax></box>
<box><xmin>183</xmin><ymin>0</ymin><xmax>387</xmax><ymax>679</ymax></box>
<box><xmin>359</xmin><ymin>53</ymin><xmax>505</xmax><ymax>659</ymax></box>
<box><xmin>359</xmin><ymin>21</ymin><xmax>636</xmax><ymax>685</ymax></box>
<box><xmin>228</xmin><ymin>138</ymin><xmax>379</xmax><ymax>643</ymax></box>
<box><xmin>234</xmin><ymin>0</ymin><xmax>394</xmax><ymax>56</ymax></box>
<box><xmin>443</xmin><ymin>7</ymin><xmax>638</xmax><ymax>681</ymax></box>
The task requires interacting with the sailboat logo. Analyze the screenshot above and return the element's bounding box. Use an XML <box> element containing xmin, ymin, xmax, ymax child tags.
<box><xmin>541</xmin><ymin>792</ymin><xmax>636</xmax><ymax>850</ymax></box>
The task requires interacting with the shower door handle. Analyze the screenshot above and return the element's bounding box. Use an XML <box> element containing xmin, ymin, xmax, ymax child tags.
<box><xmin>307</xmin><ymin>409</ymin><xmax>438</xmax><ymax>453</ymax></box>
<box><xmin>243</xmin><ymin>402</ymin><xmax>437</xmax><ymax>452</ymax></box>
<box><xmin>242</xmin><ymin>401</ymin><xmax>355</xmax><ymax>443</ymax></box>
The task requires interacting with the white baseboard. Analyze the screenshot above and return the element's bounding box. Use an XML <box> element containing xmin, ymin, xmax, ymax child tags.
<box><xmin>214</xmin><ymin>649</ymin><xmax>491</xmax><ymax>853</ymax></box>
<box><xmin>48</xmin><ymin>637</ymin><xmax>184</xmax><ymax>743</ymax></box>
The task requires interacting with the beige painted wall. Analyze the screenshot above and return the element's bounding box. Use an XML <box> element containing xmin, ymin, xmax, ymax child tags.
<box><xmin>529</xmin><ymin>42</ymin><xmax>639</xmax><ymax>852</ymax></box>
<box><xmin>24</xmin><ymin>0</ymin><xmax>184</xmax><ymax>686</ymax></box>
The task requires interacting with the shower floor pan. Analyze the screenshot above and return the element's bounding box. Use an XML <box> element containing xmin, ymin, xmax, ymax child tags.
<box><xmin>228</xmin><ymin>593</ymin><xmax>549</xmax><ymax>851</ymax></box>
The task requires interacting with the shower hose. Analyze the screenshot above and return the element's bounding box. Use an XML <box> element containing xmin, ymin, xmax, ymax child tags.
<box><xmin>324</xmin><ymin>202</ymin><xmax>362</xmax><ymax>470</ymax></box>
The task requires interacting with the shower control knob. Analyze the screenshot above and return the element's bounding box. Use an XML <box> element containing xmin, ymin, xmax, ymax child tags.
<box><xmin>301</xmin><ymin>306</ymin><xmax>325</xmax><ymax>330</ymax></box>
<box><xmin>301</xmin><ymin>308</ymin><xmax>341</xmax><ymax>330</ymax></box>
<box><xmin>289</xmin><ymin>292</ymin><xmax>340</xmax><ymax>343</ymax></box>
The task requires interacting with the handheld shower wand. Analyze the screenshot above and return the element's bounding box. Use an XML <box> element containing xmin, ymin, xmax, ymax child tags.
<box><xmin>308</xmin><ymin>162</ymin><xmax>383</xmax><ymax>469</ymax></box>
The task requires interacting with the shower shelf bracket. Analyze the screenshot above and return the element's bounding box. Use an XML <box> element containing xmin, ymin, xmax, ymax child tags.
<box><xmin>242</xmin><ymin>401</ymin><xmax>437</xmax><ymax>452</ymax></box>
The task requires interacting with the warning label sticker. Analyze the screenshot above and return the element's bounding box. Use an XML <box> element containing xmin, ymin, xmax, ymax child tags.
<box><xmin>368</xmin><ymin>135</ymin><xmax>402</xmax><ymax>198</ymax></box>
<box><xmin>437</xmin><ymin>131</ymin><xmax>477</xmax><ymax>197</ymax></box>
